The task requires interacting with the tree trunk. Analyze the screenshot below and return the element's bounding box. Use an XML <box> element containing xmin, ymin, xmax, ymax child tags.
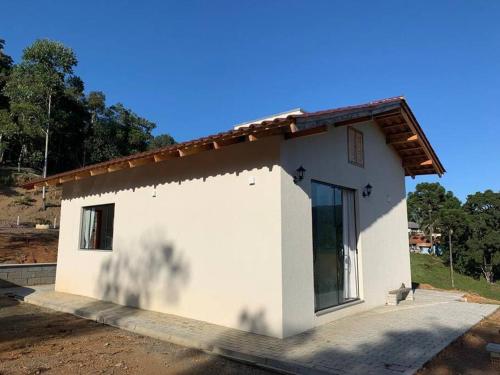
<box><xmin>0</xmin><ymin>133</ymin><xmax>4</xmax><ymax>164</ymax></box>
<box><xmin>17</xmin><ymin>144</ymin><xmax>25</xmax><ymax>172</ymax></box>
<box><xmin>481</xmin><ymin>261</ymin><xmax>494</xmax><ymax>283</ymax></box>
<box><xmin>42</xmin><ymin>93</ymin><xmax>52</xmax><ymax>211</ymax></box>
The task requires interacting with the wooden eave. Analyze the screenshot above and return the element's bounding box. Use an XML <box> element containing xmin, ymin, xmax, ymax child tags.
<box><xmin>22</xmin><ymin>97</ymin><xmax>444</xmax><ymax>189</ymax></box>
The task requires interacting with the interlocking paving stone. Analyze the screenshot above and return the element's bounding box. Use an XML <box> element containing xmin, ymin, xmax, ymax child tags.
<box><xmin>2</xmin><ymin>285</ymin><xmax>497</xmax><ymax>375</ymax></box>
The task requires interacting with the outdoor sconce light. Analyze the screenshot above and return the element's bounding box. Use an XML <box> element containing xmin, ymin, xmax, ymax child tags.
<box><xmin>362</xmin><ymin>183</ymin><xmax>372</xmax><ymax>197</ymax></box>
<box><xmin>293</xmin><ymin>166</ymin><xmax>306</xmax><ymax>184</ymax></box>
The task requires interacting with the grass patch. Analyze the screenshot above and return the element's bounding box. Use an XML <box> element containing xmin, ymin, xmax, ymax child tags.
<box><xmin>10</xmin><ymin>195</ymin><xmax>36</xmax><ymax>206</ymax></box>
<box><xmin>411</xmin><ymin>253</ymin><xmax>500</xmax><ymax>301</ymax></box>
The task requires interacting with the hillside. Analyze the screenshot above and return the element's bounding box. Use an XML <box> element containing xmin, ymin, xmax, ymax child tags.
<box><xmin>0</xmin><ymin>167</ymin><xmax>61</xmax><ymax>227</ymax></box>
<box><xmin>0</xmin><ymin>167</ymin><xmax>60</xmax><ymax>263</ymax></box>
<box><xmin>411</xmin><ymin>253</ymin><xmax>500</xmax><ymax>301</ymax></box>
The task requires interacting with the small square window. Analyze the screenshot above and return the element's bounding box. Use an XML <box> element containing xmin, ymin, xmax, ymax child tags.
<box><xmin>348</xmin><ymin>127</ymin><xmax>364</xmax><ymax>167</ymax></box>
<box><xmin>80</xmin><ymin>204</ymin><xmax>115</xmax><ymax>250</ymax></box>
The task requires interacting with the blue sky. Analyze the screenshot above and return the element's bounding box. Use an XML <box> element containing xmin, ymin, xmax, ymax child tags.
<box><xmin>3</xmin><ymin>1</ymin><xmax>499</xmax><ymax>200</ymax></box>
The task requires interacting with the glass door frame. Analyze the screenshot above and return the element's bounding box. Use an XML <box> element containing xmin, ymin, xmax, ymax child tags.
<box><xmin>310</xmin><ymin>179</ymin><xmax>360</xmax><ymax>313</ymax></box>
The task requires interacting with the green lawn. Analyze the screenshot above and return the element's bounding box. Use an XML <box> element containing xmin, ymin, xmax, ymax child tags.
<box><xmin>410</xmin><ymin>253</ymin><xmax>500</xmax><ymax>301</ymax></box>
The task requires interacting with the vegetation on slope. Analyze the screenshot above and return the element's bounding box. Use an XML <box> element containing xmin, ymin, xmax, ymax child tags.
<box><xmin>411</xmin><ymin>253</ymin><xmax>500</xmax><ymax>301</ymax></box>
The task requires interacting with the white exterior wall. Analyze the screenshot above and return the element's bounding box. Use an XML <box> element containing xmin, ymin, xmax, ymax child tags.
<box><xmin>55</xmin><ymin>122</ymin><xmax>412</xmax><ymax>339</ymax></box>
<box><xmin>280</xmin><ymin>121</ymin><xmax>411</xmax><ymax>337</ymax></box>
<box><xmin>56</xmin><ymin>137</ymin><xmax>285</xmax><ymax>337</ymax></box>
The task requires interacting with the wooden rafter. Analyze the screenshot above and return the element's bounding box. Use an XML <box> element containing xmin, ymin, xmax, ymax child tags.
<box><xmin>402</xmin><ymin>157</ymin><xmax>433</xmax><ymax>168</ymax></box>
<box><xmin>386</xmin><ymin>132</ymin><xmax>418</xmax><ymax>145</ymax></box>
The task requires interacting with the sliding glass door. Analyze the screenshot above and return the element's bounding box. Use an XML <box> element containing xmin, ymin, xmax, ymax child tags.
<box><xmin>311</xmin><ymin>181</ymin><xmax>358</xmax><ymax>311</ymax></box>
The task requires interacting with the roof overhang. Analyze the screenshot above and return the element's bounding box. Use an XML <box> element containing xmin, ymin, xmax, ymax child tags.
<box><xmin>22</xmin><ymin>96</ymin><xmax>445</xmax><ymax>190</ymax></box>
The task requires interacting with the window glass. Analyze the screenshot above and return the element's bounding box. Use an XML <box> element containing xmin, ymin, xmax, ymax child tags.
<box><xmin>80</xmin><ymin>204</ymin><xmax>114</xmax><ymax>250</ymax></box>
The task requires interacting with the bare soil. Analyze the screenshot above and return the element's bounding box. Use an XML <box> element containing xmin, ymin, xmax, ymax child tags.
<box><xmin>0</xmin><ymin>184</ymin><xmax>61</xmax><ymax>228</ymax></box>
<box><xmin>0</xmin><ymin>296</ymin><xmax>274</xmax><ymax>375</ymax></box>
<box><xmin>417</xmin><ymin>308</ymin><xmax>500</xmax><ymax>375</ymax></box>
<box><xmin>0</xmin><ymin>228</ymin><xmax>58</xmax><ymax>264</ymax></box>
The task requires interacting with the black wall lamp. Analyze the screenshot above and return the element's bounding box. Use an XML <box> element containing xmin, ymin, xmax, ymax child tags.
<box><xmin>293</xmin><ymin>166</ymin><xmax>306</xmax><ymax>184</ymax></box>
<box><xmin>362</xmin><ymin>183</ymin><xmax>372</xmax><ymax>197</ymax></box>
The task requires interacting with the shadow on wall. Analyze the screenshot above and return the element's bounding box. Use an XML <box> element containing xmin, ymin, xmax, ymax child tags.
<box><xmin>238</xmin><ymin>308</ymin><xmax>269</xmax><ymax>336</ymax></box>
<box><xmin>95</xmin><ymin>228</ymin><xmax>190</xmax><ymax>310</ymax></box>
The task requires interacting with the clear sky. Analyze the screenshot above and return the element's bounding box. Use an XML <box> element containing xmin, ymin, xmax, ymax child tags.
<box><xmin>3</xmin><ymin>1</ymin><xmax>499</xmax><ymax>200</ymax></box>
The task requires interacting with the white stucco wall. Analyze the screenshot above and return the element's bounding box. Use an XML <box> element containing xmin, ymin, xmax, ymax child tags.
<box><xmin>55</xmin><ymin>122</ymin><xmax>411</xmax><ymax>339</ymax></box>
<box><xmin>280</xmin><ymin>121</ymin><xmax>411</xmax><ymax>337</ymax></box>
<box><xmin>55</xmin><ymin>137</ymin><xmax>285</xmax><ymax>337</ymax></box>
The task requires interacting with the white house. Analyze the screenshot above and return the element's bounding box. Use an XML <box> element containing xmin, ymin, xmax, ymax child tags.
<box><xmin>24</xmin><ymin>97</ymin><xmax>445</xmax><ymax>339</ymax></box>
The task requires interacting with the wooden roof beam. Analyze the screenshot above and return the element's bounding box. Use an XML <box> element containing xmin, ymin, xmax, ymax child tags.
<box><xmin>397</xmin><ymin>146</ymin><xmax>424</xmax><ymax>153</ymax></box>
<box><xmin>285</xmin><ymin>124</ymin><xmax>328</xmax><ymax>140</ymax></box>
<box><xmin>59</xmin><ymin>175</ymin><xmax>75</xmax><ymax>184</ymax></box>
<box><xmin>90</xmin><ymin>167</ymin><xmax>108</xmax><ymax>176</ymax></box>
<box><xmin>387</xmin><ymin>133</ymin><xmax>418</xmax><ymax>145</ymax></box>
<box><xmin>128</xmin><ymin>156</ymin><xmax>155</xmax><ymax>168</ymax></box>
<box><xmin>108</xmin><ymin>162</ymin><xmax>129</xmax><ymax>172</ymax></box>
<box><xmin>75</xmin><ymin>171</ymin><xmax>91</xmax><ymax>180</ymax></box>
<box><xmin>403</xmin><ymin>157</ymin><xmax>433</xmax><ymax>168</ymax></box>
<box><xmin>154</xmin><ymin>150</ymin><xmax>180</xmax><ymax>162</ymax></box>
<box><xmin>380</xmin><ymin>122</ymin><xmax>409</xmax><ymax>131</ymax></box>
<box><xmin>400</xmin><ymin>107</ymin><xmax>443</xmax><ymax>176</ymax></box>
<box><xmin>178</xmin><ymin>143</ymin><xmax>214</xmax><ymax>157</ymax></box>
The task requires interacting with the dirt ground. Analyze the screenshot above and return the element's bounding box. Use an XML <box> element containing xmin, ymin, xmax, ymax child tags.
<box><xmin>0</xmin><ymin>296</ymin><xmax>274</xmax><ymax>375</ymax></box>
<box><xmin>0</xmin><ymin>228</ymin><xmax>58</xmax><ymax>264</ymax></box>
<box><xmin>417</xmin><ymin>308</ymin><xmax>500</xmax><ymax>375</ymax></box>
<box><xmin>0</xmin><ymin>184</ymin><xmax>61</xmax><ymax>228</ymax></box>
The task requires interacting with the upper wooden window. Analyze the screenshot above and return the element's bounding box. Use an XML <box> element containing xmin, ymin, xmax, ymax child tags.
<box><xmin>348</xmin><ymin>127</ymin><xmax>364</xmax><ymax>167</ymax></box>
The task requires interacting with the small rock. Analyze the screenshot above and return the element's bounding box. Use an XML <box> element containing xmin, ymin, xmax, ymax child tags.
<box><xmin>104</xmin><ymin>342</ymin><xmax>110</xmax><ymax>347</ymax></box>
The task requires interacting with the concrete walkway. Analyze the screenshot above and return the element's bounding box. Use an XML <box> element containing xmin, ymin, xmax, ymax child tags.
<box><xmin>2</xmin><ymin>285</ymin><xmax>497</xmax><ymax>375</ymax></box>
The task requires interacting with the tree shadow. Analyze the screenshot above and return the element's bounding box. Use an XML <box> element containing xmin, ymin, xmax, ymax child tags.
<box><xmin>0</xmin><ymin>295</ymin><xmax>110</xmax><ymax>352</ymax></box>
<box><xmin>94</xmin><ymin>229</ymin><xmax>190</xmax><ymax>310</ymax></box>
<box><xmin>172</xmin><ymin>315</ymin><xmax>498</xmax><ymax>375</ymax></box>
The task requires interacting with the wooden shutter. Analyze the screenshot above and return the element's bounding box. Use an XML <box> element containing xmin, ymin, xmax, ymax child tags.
<box><xmin>348</xmin><ymin>127</ymin><xmax>364</xmax><ymax>167</ymax></box>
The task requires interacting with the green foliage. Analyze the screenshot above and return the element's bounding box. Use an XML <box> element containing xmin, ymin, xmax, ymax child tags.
<box><xmin>407</xmin><ymin>183</ymin><xmax>461</xmax><ymax>255</ymax></box>
<box><xmin>148</xmin><ymin>133</ymin><xmax>176</xmax><ymax>150</ymax></box>
<box><xmin>407</xmin><ymin>182</ymin><xmax>461</xmax><ymax>229</ymax></box>
<box><xmin>84</xmin><ymin>102</ymin><xmax>157</xmax><ymax>165</ymax></box>
<box><xmin>411</xmin><ymin>253</ymin><xmax>500</xmax><ymax>301</ymax></box>
<box><xmin>0</xmin><ymin>39</ymin><xmax>13</xmax><ymax>109</ymax></box>
<box><xmin>0</xmin><ymin>37</ymin><xmax>175</xmax><ymax>174</ymax></box>
<box><xmin>461</xmin><ymin>190</ymin><xmax>500</xmax><ymax>282</ymax></box>
<box><xmin>409</xmin><ymin>184</ymin><xmax>499</xmax><ymax>283</ymax></box>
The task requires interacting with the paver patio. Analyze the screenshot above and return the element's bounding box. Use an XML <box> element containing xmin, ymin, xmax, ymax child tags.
<box><xmin>2</xmin><ymin>285</ymin><xmax>497</xmax><ymax>375</ymax></box>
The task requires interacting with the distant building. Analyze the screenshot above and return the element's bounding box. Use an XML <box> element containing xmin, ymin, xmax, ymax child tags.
<box><xmin>408</xmin><ymin>221</ymin><xmax>420</xmax><ymax>233</ymax></box>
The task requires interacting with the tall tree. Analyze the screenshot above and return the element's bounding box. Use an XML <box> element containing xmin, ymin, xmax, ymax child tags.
<box><xmin>407</xmin><ymin>182</ymin><xmax>461</xmax><ymax>253</ymax></box>
<box><xmin>0</xmin><ymin>39</ymin><xmax>13</xmax><ymax>163</ymax></box>
<box><xmin>462</xmin><ymin>190</ymin><xmax>500</xmax><ymax>283</ymax></box>
<box><xmin>3</xmin><ymin>39</ymin><xmax>77</xmax><ymax>208</ymax></box>
<box><xmin>0</xmin><ymin>38</ymin><xmax>13</xmax><ymax>109</ymax></box>
<box><xmin>148</xmin><ymin>133</ymin><xmax>176</xmax><ymax>150</ymax></box>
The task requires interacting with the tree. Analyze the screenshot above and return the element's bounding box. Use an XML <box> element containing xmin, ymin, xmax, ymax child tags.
<box><xmin>407</xmin><ymin>182</ymin><xmax>461</xmax><ymax>253</ymax></box>
<box><xmin>0</xmin><ymin>39</ymin><xmax>13</xmax><ymax>163</ymax></box>
<box><xmin>0</xmin><ymin>38</ymin><xmax>13</xmax><ymax>110</ymax></box>
<box><xmin>87</xmin><ymin>91</ymin><xmax>105</xmax><ymax>125</ymax></box>
<box><xmin>462</xmin><ymin>190</ymin><xmax>500</xmax><ymax>283</ymax></box>
<box><xmin>0</xmin><ymin>109</ymin><xmax>15</xmax><ymax>163</ymax></box>
<box><xmin>83</xmin><ymin>101</ymin><xmax>159</xmax><ymax>165</ymax></box>
<box><xmin>3</xmin><ymin>39</ymin><xmax>77</xmax><ymax>208</ymax></box>
<box><xmin>148</xmin><ymin>133</ymin><xmax>176</xmax><ymax>150</ymax></box>
<box><xmin>1</xmin><ymin>37</ymin><xmax>176</xmax><ymax>181</ymax></box>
